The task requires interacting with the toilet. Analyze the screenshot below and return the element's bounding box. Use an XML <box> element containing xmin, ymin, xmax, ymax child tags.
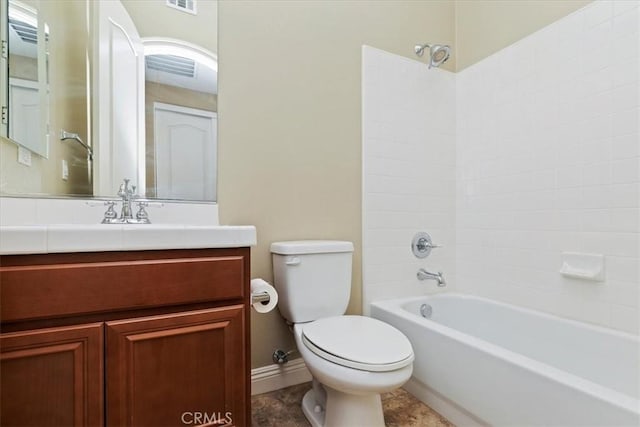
<box><xmin>271</xmin><ymin>240</ymin><xmax>414</xmax><ymax>427</ymax></box>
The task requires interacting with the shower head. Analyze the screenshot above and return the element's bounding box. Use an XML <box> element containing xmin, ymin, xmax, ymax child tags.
<box><xmin>414</xmin><ymin>43</ymin><xmax>451</xmax><ymax>69</ymax></box>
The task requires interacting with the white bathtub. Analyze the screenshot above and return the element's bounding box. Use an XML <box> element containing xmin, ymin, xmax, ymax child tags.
<box><xmin>371</xmin><ymin>294</ymin><xmax>640</xmax><ymax>427</ymax></box>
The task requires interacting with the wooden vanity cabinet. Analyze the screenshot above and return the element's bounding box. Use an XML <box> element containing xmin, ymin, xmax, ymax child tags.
<box><xmin>0</xmin><ymin>248</ymin><xmax>251</xmax><ymax>427</ymax></box>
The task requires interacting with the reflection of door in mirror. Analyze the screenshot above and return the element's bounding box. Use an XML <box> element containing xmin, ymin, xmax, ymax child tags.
<box><xmin>153</xmin><ymin>103</ymin><xmax>217</xmax><ymax>200</ymax></box>
<box><xmin>8</xmin><ymin>77</ymin><xmax>39</xmax><ymax>150</ymax></box>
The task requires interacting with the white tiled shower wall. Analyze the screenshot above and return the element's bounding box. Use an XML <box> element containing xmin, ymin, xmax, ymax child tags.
<box><xmin>456</xmin><ymin>0</ymin><xmax>639</xmax><ymax>334</ymax></box>
<box><xmin>362</xmin><ymin>46</ymin><xmax>456</xmax><ymax>314</ymax></box>
<box><xmin>363</xmin><ymin>1</ymin><xmax>639</xmax><ymax>333</ymax></box>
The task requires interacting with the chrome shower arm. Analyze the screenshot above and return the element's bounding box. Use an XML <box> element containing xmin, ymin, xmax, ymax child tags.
<box><xmin>414</xmin><ymin>43</ymin><xmax>431</xmax><ymax>56</ymax></box>
<box><xmin>60</xmin><ymin>130</ymin><xmax>93</xmax><ymax>160</ymax></box>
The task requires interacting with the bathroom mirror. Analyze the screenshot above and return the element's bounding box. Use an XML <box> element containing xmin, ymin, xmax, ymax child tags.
<box><xmin>0</xmin><ymin>0</ymin><xmax>218</xmax><ymax>202</ymax></box>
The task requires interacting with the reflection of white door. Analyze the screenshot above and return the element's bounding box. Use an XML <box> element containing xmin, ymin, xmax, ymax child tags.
<box><xmin>8</xmin><ymin>78</ymin><xmax>40</xmax><ymax>153</ymax></box>
<box><xmin>92</xmin><ymin>0</ymin><xmax>145</xmax><ymax>196</ymax></box>
<box><xmin>154</xmin><ymin>103</ymin><xmax>217</xmax><ymax>200</ymax></box>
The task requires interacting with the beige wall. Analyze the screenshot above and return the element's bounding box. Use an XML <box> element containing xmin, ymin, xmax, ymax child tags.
<box><xmin>218</xmin><ymin>0</ymin><xmax>455</xmax><ymax>369</ymax></box>
<box><xmin>0</xmin><ymin>137</ymin><xmax>44</xmax><ymax>193</ymax></box>
<box><xmin>45</xmin><ymin>0</ymin><xmax>91</xmax><ymax>195</ymax></box>
<box><xmin>455</xmin><ymin>0</ymin><xmax>592</xmax><ymax>70</ymax></box>
<box><xmin>218</xmin><ymin>0</ymin><xmax>594</xmax><ymax>369</ymax></box>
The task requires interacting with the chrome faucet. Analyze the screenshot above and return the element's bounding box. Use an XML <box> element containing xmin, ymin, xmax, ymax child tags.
<box><xmin>417</xmin><ymin>268</ymin><xmax>446</xmax><ymax>287</ymax></box>
<box><xmin>100</xmin><ymin>179</ymin><xmax>152</xmax><ymax>224</ymax></box>
<box><xmin>117</xmin><ymin>178</ymin><xmax>136</xmax><ymax>221</ymax></box>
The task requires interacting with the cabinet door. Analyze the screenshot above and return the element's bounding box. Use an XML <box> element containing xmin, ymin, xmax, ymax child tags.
<box><xmin>106</xmin><ymin>305</ymin><xmax>246</xmax><ymax>427</ymax></box>
<box><xmin>0</xmin><ymin>323</ymin><xmax>104</xmax><ymax>427</ymax></box>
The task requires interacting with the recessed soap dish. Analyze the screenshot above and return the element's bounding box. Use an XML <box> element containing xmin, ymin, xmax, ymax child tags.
<box><xmin>559</xmin><ymin>252</ymin><xmax>604</xmax><ymax>282</ymax></box>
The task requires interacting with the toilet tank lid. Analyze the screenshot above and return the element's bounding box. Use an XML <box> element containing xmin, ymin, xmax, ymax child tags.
<box><xmin>271</xmin><ymin>240</ymin><xmax>354</xmax><ymax>255</ymax></box>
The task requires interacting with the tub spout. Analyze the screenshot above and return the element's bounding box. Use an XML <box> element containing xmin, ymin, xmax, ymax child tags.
<box><xmin>417</xmin><ymin>269</ymin><xmax>446</xmax><ymax>287</ymax></box>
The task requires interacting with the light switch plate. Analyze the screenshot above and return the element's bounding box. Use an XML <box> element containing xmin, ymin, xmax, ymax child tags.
<box><xmin>17</xmin><ymin>146</ymin><xmax>31</xmax><ymax>166</ymax></box>
<box><xmin>62</xmin><ymin>159</ymin><xmax>69</xmax><ymax>180</ymax></box>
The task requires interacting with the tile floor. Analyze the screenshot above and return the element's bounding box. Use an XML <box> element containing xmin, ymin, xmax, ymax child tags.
<box><xmin>251</xmin><ymin>382</ymin><xmax>453</xmax><ymax>427</ymax></box>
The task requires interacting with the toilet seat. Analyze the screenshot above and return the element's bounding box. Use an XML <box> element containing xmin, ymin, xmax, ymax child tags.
<box><xmin>301</xmin><ymin>315</ymin><xmax>414</xmax><ymax>372</ymax></box>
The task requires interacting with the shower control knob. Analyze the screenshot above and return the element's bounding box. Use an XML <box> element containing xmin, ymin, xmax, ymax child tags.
<box><xmin>411</xmin><ymin>232</ymin><xmax>441</xmax><ymax>258</ymax></box>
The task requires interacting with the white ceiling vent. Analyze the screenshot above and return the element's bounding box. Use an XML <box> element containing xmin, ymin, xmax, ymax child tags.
<box><xmin>146</xmin><ymin>55</ymin><xmax>196</xmax><ymax>78</ymax></box>
<box><xmin>166</xmin><ymin>0</ymin><xmax>197</xmax><ymax>15</ymax></box>
<box><xmin>9</xmin><ymin>18</ymin><xmax>37</xmax><ymax>44</ymax></box>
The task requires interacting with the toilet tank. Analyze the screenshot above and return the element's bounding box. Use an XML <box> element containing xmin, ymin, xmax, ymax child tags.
<box><xmin>271</xmin><ymin>240</ymin><xmax>354</xmax><ymax>323</ymax></box>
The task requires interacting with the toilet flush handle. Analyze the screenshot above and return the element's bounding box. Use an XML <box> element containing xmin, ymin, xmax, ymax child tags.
<box><xmin>285</xmin><ymin>257</ymin><xmax>301</xmax><ymax>266</ymax></box>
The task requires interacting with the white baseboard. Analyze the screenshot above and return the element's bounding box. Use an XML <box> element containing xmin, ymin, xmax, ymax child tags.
<box><xmin>251</xmin><ymin>358</ymin><xmax>312</xmax><ymax>396</ymax></box>
<box><xmin>403</xmin><ymin>377</ymin><xmax>487</xmax><ymax>427</ymax></box>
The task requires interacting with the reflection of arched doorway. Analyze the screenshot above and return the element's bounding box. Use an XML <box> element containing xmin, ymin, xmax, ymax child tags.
<box><xmin>141</xmin><ymin>38</ymin><xmax>218</xmax><ymax>200</ymax></box>
<box><xmin>92</xmin><ymin>0</ymin><xmax>145</xmax><ymax>198</ymax></box>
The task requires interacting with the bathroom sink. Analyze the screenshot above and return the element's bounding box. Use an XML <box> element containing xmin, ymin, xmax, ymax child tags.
<box><xmin>0</xmin><ymin>224</ymin><xmax>257</xmax><ymax>255</ymax></box>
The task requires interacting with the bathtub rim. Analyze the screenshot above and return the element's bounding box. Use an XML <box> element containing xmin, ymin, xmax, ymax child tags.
<box><xmin>378</xmin><ymin>292</ymin><xmax>638</xmax><ymax>341</ymax></box>
<box><xmin>370</xmin><ymin>293</ymin><xmax>640</xmax><ymax>417</ymax></box>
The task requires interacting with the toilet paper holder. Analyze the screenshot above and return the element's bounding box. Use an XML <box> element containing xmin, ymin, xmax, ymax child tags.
<box><xmin>251</xmin><ymin>291</ymin><xmax>272</xmax><ymax>304</ymax></box>
<box><xmin>250</xmin><ymin>278</ymin><xmax>278</xmax><ymax>313</ymax></box>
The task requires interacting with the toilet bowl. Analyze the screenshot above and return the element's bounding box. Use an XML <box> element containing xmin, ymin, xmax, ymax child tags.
<box><xmin>270</xmin><ymin>241</ymin><xmax>414</xmax><ymax>427</ymax></box>
<box><xmin>293</xmin><ymin>317</ymin><xmax>414</xmax><ymax>427</ymax></box>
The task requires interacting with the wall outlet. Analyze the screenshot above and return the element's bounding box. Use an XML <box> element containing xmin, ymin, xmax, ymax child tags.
<box><xmin>17</xmin><ymin>146</ymin><xmax>32</xmax><ymax>166</ymax></box>
<box><xmin>62</xmin><ymin>159</ymin><xmax>69</xmax><ymax>181</ymax></box>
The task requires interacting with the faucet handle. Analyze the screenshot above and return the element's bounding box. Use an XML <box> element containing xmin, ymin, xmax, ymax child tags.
<box><xmin>135</xmin><ymin>201</ymin><xmax>151</xmax><ymax>224</ymax></box>
<box><xmin>101</xmin><ymin>201</ymin><xmax>118</xmax><ymax>223</ymax></box>
<box><xmin>411</xmin><ymin>232</ymin><xmax>441</xmax><ymax>258</ymax></box>
<box><xmin>417</xmin><ymin>238</ymin><xmax>442</xmax><ymax>250</ymax></box>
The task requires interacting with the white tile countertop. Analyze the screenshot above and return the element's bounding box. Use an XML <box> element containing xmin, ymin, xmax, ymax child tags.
<box><xmin>0</xmin><ymin>224</ymin><xmax>257</xmax><ymax>255</ymax></box>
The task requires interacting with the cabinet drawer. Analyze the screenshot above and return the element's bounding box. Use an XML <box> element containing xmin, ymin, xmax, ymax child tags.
<box><xmin>1</xmin><ymin>254</ymin><xmax>245</xmax><ymax>322</ymax></box>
